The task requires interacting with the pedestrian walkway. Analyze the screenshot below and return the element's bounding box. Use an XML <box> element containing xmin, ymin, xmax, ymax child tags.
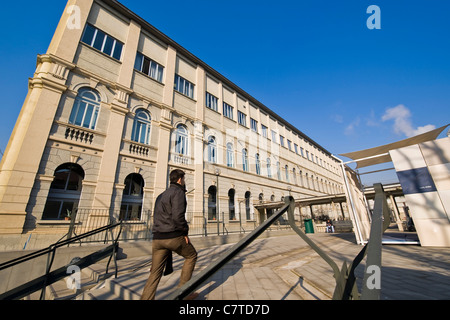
<box><xmin>76</xmin><ymin>231</ymin><xmax>450</xmax><ymax>300</ymax></box>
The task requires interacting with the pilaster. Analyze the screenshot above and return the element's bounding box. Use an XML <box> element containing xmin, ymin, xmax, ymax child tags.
<box><xmin>0</xmin><ymin>55</ymin><xmax>74</xmax><ymax>233</ymax></box>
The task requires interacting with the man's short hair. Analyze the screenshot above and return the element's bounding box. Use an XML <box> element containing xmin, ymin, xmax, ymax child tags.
<box><xmin>169</xmin><ymin>169</ymin><xmax>185</xmax><ymax>184</ymax></box>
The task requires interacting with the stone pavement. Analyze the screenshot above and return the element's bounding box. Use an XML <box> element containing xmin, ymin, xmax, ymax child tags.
<box><xmin>75</xmin><ymin>230</ymin><xmax>450</xmax><ymax>300</ymax></box>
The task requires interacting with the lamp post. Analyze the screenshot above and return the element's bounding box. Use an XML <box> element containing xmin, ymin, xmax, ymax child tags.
<box><xmin>215</xmin><ymin>168</ymin><xmax>221</xmax><ymax>235</ymax></box>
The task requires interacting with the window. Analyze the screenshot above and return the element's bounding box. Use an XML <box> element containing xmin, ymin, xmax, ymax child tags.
<box><xmin>242</xmin><ymin>148</ymin><xmax>249</xmax><ymax>172</ymax></box>
<box><xmin>271</xmin><ymin>130</ymin><xmax>277</xmax><ymax>143</ymax></box>
<box><xmin>208</xmin><ymin>186</ymin><xmax>217</xmax><ymax>220</ymax></box>
<box><xmin>280</xmin><ymin>135</ymin><xmax>285</xmax><ymax>147</ymax></box>
<box><xmin>261</xmin><ymin>125</ymin><xmax>268</xmax><ymax>138</ymax></box>
<box><xmin>250</xmin><ymin>118</ymin><xmax>258</xmax><ymax>132</ymax></box>
<box><xmin>293</xmin><ymin>168</ymin><xmax>297</xmax><ymax>184</ymax></box>
<box><xmin>69</xmin><ymin>88</ymin><xmax>101</xmax><ymax>130</ymax></box>
<box><xmin>294</xmin><ymin>144</ymin><xmax>299</xmax><ymax>154</ymax></box>
<box><xmin>287</xmin><ymin>140</ymin><xmax>292</xmax><ymax>151</ymax></box>
<box><xmin>285</xmin><ymin>165</ymin><xmax>289</xmax><ymax>182</ymax></box>
<box><xmin>134</xmin><ymin>52</ymin><xmax>164</xmax><ymax>82</ymax></box>
<box><xmin>245</xmin><ymin>191</ymin><xmax>252</xmax><ymax>220</ymax></box>
<box><xmin>255</xmin><ymin>153</ymin><xmax>261</xmax><ymax>175</ymax></box>
<box><xmin>120</xmin><ymin>173</ymin><xmax>144</xmax><ymax>221</ymax></box>
<box><xmin>228</xmin><ymin>189</ymin><xmax>236</xmax><ymax>220</ymax></box>
<box><xmin>131</xmin><ymin>109</ymin><xmax>151</xmax><ymax>145</ymax></box>
<box><xmin>175</xmin><ymin>124</ymin><xmax>189</xmax><ymax>155</ymax></box>
<box><xmin>206</xmin><ymin>92</ymin><xmax>218</xmax><ymax>111</ymax></box>
<box><xmin>238</xmin><ymin>111</ymin><xmax>246</xmax><ymax>126</ymax></box>
<box><xmin>42</xmin><ymin>163</ymin><xmax>84</xmax><ymax>220</ymax></box>
<box><xmin>223</xmin><ymin>102</ymin><xmax>234</xmax><ymax>120</ymax></box>
<box><xmin>81</xmin><ymin>24</ymin><xmax>123</xmax><ymax>60</ymax></box>
<box><xmin>207</xmin><ymin>136</ymin><xmax>217</xmax><ymax>163</ymax></box>
<box><xmin>300</xmin><ymin>147</ymin><xmax>305</xmax><ymax>157</ymax></box>
<box><xmin>226</xmin><ymin>143</ymin><xmax>234</xmax><ymax>167</ymax></box>
<box><xmin>174</xmin><ymin>74</ymin><xmax>194</xmax><ymax>99</ymax></box>
<box><xmin>266</xmin><ymin>158</ymin><xmax>272</xmax><ymax>178</ymax></box>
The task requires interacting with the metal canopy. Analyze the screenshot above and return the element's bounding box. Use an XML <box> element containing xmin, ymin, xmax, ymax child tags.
<box><xmin>339</xmin><ymin>124</ymin><xmax>449</xmax><ymax>168</ymax></box>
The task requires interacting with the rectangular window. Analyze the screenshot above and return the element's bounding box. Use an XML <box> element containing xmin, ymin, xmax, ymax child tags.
<box><xmin>271</xmin><ymin>130</ymin><xmax>277</xmax><ymax>143</ymax></box>
<box><xmin>261</xmin><ymin>125</ymin><xmax>268</xmax><ymax>138</ymax></box>
<box><xmin>238</xmin><ymin>111</ymin><xmax>246</xmax><ymax>126</ymax></box>
<box><xmin>134</xmin><ymin>52</ymin><xmax>164</xmax><ymax>82</ymax></box>
<box><xmin>81</xmin><ymin>24</ymin><xmax>123</xmax><ymax>61</ymax></box>
<box><xmin>287</xmin><ymin>140</ymin><xmax>292</xmax><ymax>151</ymax></box>
<box><xmin>294</xmin><ymin>144</ymin><xmax>299</xmax><ymax>154</ymax></box>
<box><xmin>280</xmin><ymin>135</ymin><xmax>285</xmax><ymax>147</ymax></box>
<box><xmin>250</xmin><ymin>118</ymin><xmax>258</xmax><ymax>132</ymax></box>
<box><xmin>174</xmin><ymin>74</ymin><xmax>194</xmax><ymax>99</ymax></box>
<box><xmin>206</xmin><ymin>92</ymin><xmax>218</xmax><ymax>111</ymax></box>
<box><xmin>223</xmin><ymin>102</ymin><xmax>234</xmax><ymax>120</ymax></box>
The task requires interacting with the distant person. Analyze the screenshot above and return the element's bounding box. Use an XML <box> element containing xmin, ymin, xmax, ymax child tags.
<box><xmin>326</xmin><ymin>219</ymin><xmax>335</xmax><ymax>233</ymax></box>
<box><xmin>140</xmin><ymin>169</ymin><xmax>198</xmax><ymax>300</ymax></box>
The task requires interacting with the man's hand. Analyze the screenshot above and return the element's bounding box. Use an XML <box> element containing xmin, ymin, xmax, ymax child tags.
<box><xmin>184</xmin><ymin>236</ymin><xmax>190</xmax><ymax>244</ymax></box>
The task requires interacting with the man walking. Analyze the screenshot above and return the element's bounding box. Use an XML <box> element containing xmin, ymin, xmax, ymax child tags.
<box><xmin>141</xmin><ymin>169</ymin><xmax>198</xmax><ymax>300</ymax></box>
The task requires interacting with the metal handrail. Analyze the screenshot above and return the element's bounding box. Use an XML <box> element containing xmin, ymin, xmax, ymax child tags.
<box><xmin>168</xmin><ymin>201</ymin><xmax>292</xmax><ymax>300</ymax></box>
<box><xmin>0</xmin><ymin>221</ymin><xmax>122</xmax><ymax>300</ymax></box>
<box><xmin>168</xmin><ymin>182</ymin><xmax>390</xmax><ymax>300</ymax></box>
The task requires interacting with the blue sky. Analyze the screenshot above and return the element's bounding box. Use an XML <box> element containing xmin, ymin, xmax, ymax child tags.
<box><xmin>0</xmin><ymin>0</ymin><xmax>449</xmax><ymax>182</ymax></box>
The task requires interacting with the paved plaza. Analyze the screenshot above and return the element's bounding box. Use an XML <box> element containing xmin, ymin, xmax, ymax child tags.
<box><xmin>76</xmin><ymin>230</ymin><xmax>450</xmax><ymax>301</ymax></box>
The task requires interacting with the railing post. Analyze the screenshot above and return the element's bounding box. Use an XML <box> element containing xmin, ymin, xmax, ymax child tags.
<box><xmin>285</xmin><ymin>196</ymin><xmax>348</xmax><ymax>299</ymax></box>
<box><xmin>360</xmin><ymin>183</ymin><xmax>390</xmax><ymax>300</ymax></box>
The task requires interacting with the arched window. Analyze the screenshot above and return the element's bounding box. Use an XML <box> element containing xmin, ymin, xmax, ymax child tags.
<box><xmin>245</xmin><ymin>191</ymin><xmax>252</xmax><ymax>220</ymax></box>
<box><xmin>258</xmin><ymin>193</ymin><xmax>264</xmax><ymax>203</ymax></box>
<box><xmin>131</xmin><ymin>109</ymin><xmax>151</xmax><ymax>145</ymax></box>
<box><xmin>266</xmin><ymin>158</ymin><xmax>272</xmax><ymax>178</ymax></box>
<box><xmin>292</xmin><ymin>168</ymin><xmax>297</xmax><ymax>184</ymax></box>
<box><xmin>175</xmin><ymin>124</ymin><xmax>189</xmax><ymax>155</ymax></box>
<box><xmin>208</xmin><ymin>186</ymin><xmax>217</xmax><ymax>220</ymax></box>
<box><xmin>299</xmin><ymin>170</ymin><xmax>303</xmax><ymax>187</ymax></box>
<box><xmin>207</xmin><ymin>136</ymin><xmax>217</xmax><ymax>163</ymax></box>
<box><xmin>226</xmin><ymin>143</ymin><xmax>234</xmax><ymax>167</ymax></box>
<box><xmin>285</xmin><ymin>165</ymin><xmax>289</xmax><ymax>182</ymax></box>
<box><xmin>228</xmin><ymin>189</ymin><xmax>236</xmax><ymax>220</ymax></box>
<box><xmin>69</xmin><ymin>88</ymin><xmax>101</xmax><ymax>130</ymax></box>
<box><xmin>255</xmin><ymin>153</ymin><xmax>261</xmax><ymax>175</ymax></box>
<box><xmin>120</xmin><ymin>173</ymin><xmax>144</xmax><ymax>221</ymax></box>
<box><xmin>242</xmin><ymin>148</ymin><xmax>249</xmax><ymax>172</ymax></box>
<box><xmin>42</xmin><ymin>163</ymin><xmax>84</xmax><ymax>220</ymax></box>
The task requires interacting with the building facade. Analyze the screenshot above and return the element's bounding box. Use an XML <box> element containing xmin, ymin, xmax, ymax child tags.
<box><xmin>0</xmin><ymin>0</ymin><xmax>345</xmax><ymax>240</ymax></box>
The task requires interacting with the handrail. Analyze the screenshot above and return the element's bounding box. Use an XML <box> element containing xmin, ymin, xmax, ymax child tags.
<box><xmin>0</xmin><ymin>223</ymin><xmax>121</xmax><ymax>272</ymax></box>
<box><xmin>360</xmin><ymin>183</ymin><xmax>390</xmax><ymax>300</ymax></box>
<box><xmin>168</xmin><ymin>182</ymin><xmax>390</xmax><ymax>300</ymax></box>
<box><xmin>285</xmin><ymin>196</ymin><xmax>346</xmax><ymax>299</ymax></box>
<box><xmin>167</xmin><ymin>201</ymin><xmax>292</xmax><ymax>300</ymax></box>
<box><xmin>0</xmin><ymin>221</ymin><xmax>122</xmax><ymax>300</ymax></box>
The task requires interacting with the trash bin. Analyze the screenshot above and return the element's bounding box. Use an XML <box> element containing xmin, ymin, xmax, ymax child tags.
<box><xmin>304</xmin><ymin>219</ymin><xmax>314</xmax><ymax>234</ymax></box>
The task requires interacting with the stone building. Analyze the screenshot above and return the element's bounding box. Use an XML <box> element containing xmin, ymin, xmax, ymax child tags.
<box><xmin>0</xmin><ymin>0</ymin><xmax>345</xmax><ymax>243</ymax></box>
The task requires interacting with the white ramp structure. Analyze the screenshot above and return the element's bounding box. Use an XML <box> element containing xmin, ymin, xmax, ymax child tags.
<box><xmin>339</xmin><ymin>124</ymin><xmax>450</xmax><ymax>247</ymax></box>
